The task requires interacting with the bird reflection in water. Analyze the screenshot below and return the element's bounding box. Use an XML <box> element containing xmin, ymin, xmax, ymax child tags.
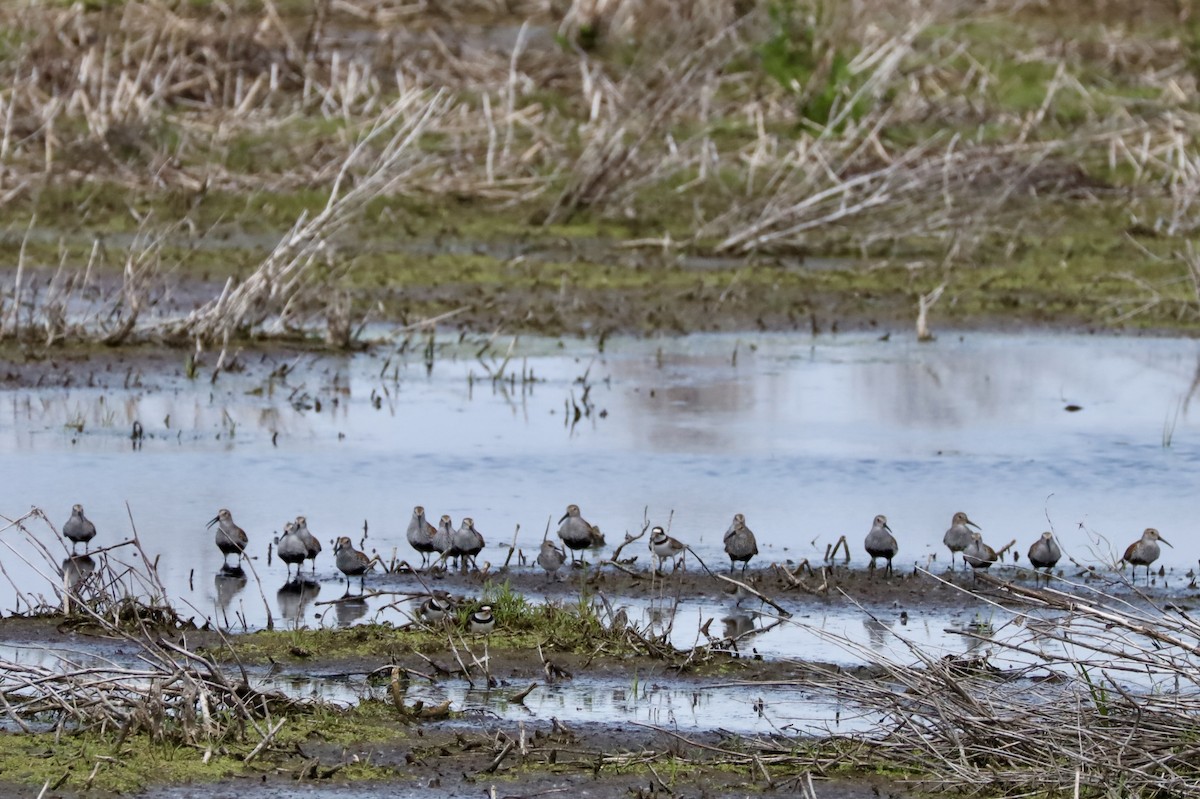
<box><xmin>277</xmin><ymin>580</ymin><xmax>320</xmax><ymax>624</ymax></box>
<box><xmin>213</xmin><ymin>570</ymin><xmax>247</xmax><ymax>626</ymax></box>
<box><xmin>645</xmin><ymin>599</ymin><xmax>679</xmax><ymax>637</ymax></box>
<box><xmin>961</xmin><ymin>615</ymin><xmax>996</xmax><ymax>655</ymax></box>
<box><xmin>721</xmin><ymin>612</ymin><xmax>757</xmax><ymax>640</ymax></box>
<box><xmin>863</xmin><ymin>617</ymin><xmax>893</xmax><ymax>650</ymax></box>
<box><xmin>334</xmin><ymin>597</ymin><xmax>369</xmax><ymax>628</ymax></box>
<box><xmin>61</xmin><ymin>555</ymin><xmax>96</xmax><ymax>591</ymax></box>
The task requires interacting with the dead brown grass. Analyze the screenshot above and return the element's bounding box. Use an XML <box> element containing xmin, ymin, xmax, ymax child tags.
<box><xmin>0</xmin><ymin>0</ymin><xmax>1193</xmax><ymax>342</ymax></box>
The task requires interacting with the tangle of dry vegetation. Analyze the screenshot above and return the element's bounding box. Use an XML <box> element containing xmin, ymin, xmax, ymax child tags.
<box><xmin>0</xmin><ymin>508</ymin><xmax>308</xmax><ymax>752</ymax></box>
<box><xmin>0</xmin><ymin>0</ymin><xmax>1194</xmax><ymax>342</ymax></box>
<box><xmin>798</xmin><ymin>573</ymin><xmax>1200</xmax><ymax>795</ymax></box>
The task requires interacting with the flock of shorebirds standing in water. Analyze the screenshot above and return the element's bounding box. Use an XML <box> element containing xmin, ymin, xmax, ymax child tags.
<box><xmin>54</xmin><ymin>502</ymin><xmax>1174</xmax><ymax>629</ymax></box>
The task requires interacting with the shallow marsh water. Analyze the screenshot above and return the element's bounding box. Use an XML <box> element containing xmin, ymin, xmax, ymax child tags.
<box><xmin>2</xmin><ymin>331</ymin><xmax>1199</xmax><ymax>646</ymax></box>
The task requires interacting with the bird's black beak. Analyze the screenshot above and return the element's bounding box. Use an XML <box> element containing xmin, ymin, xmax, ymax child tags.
<box><xmin>967</xmin><ymin>519</ymin><xmax>981</xmax><ymax>530</ymax></box>
<box><xmin>206</xmin><ymin>516</ymin><xmax>219</xmax><ymax>528</ymax></box>
<box><xmin>558</xmin><ymin>512</ymin><xmax>569</xmax><ymax>524</ymax></box>
<box><xmin>884</xmin><ymin>522</ymin><xmax>893</xmax><ymax>533</ymax></box>
<box><xmin>1161</xmin><ymin>537</ymin><xmax>1174</xmax><ymax>548</ymax></box>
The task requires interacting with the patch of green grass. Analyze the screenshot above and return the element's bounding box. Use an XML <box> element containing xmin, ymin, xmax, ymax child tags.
<box><xmin>218</xmin><ymin>586</ymin><xmax>632</xmax><ymax>665</ymax></box>
<box><xmin>0</xmin><ymin>706</ymin><xmax>403</xmax><ymax>793</ymax></box>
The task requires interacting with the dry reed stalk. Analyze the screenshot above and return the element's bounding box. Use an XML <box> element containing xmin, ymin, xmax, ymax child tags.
<box><xmin>544</xmin><ymin>19</ymin><xmax>746</xmax><ymax>223</ymax></box>
<box><xmin>756</xmin><ymin>574</ymin><xmax>1200</xmax><ymax>795</ymax></box>
<box><xmin>156</xmin><ymin>89</ymin><xmax>450</xmax><ymax>346</ymax></box>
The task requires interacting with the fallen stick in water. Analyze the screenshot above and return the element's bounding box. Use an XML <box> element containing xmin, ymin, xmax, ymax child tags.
<box><xmin>716</xmin><ymin>574</ymin><xmax>792</xmax><ymax>618</ymax></box>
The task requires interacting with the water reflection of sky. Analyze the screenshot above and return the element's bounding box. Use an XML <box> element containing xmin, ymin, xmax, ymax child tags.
<box><xmin>0</xmin><ymin>332</ymin><xmax>1197</xmax><ymax>631</ymax></box>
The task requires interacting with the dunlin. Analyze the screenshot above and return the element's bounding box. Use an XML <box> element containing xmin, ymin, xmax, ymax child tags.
<box><xmin>62</xmin><ymin>504</ymin><xmax>97</xmax><ymax>555</ymax></box>
<box><xmin>207</xmin><ymin>509</ymin><xmax>248</xmax><ymax>569</ymax></box>
<box><xmin>432</xmin><ymin>514</ymin><xmax>455</xmax><ymax>568</ymax></box>
<box><xmin>453</xmin><ymin>518</ymin><xmax>485</xmax><ymax>572</ymax></box>
<box><xmin>1027</xmin><ymin>531</ymin><xmax>1061</xmax><ymax>584</ymax></box>
<box><xmin>406</xmin><ymin>506</ymin><xmax>438</xmax><ymax>568</ymax></box>
<box><xmin>293</xmin><ymin>516</ymin><xmax>322</xmax><ymax>574</ymax></box>
<box><xmin>334</xmin><ymin>536</ymin><xmax>371</xmax><ymax>595</ymax></box>
<box><xmin>723</xmin><ymin>513</ymin><xmax>758</xmax><ymax>575</ymax></box>
<box><xmin>557</xmin><ymin>504</ymin><xmax>599</xmax><ymax>564</ymax></box>
<box><xmin>943</xmin><ymin>511</ymin><xmax>981</xmax><ymax>570</ymax></box>
<box><xmin>537</xmin><ymin>540</ymin><xmax>566</xmax><ymax>580</ymax></box>
<box><xmin>864</xmin><ymin>514</ymin><xmax>898</xmax><ymax>576</ymax></box>
<box><xmin>962</xmin><ymin>531</ymin><xmax>998</xmax><ymax>572</ymax></box>
<box><xmin>1123</xmin><ymin>528</ymin><xmax>1171</xmax><ymax>582</ymax></box>
<box><xmin>275</xmin><ymin>521</ymin><xmax>309</xmax><ymax>581</ymax></box>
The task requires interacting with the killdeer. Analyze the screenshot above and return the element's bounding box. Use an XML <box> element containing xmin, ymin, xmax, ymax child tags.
<box><xmin>293</xmin><ymin>516</ymin><xmax>322</xmax><ymax>574</ymax></box>
<box><xmin>942</xmin><ymin>511</ymin><xmax>980</xmax><ymax>570</ymax></box>
<box><xmin>208</xmin><ymin>509</ymin><xmax>248</xmax><ymax>569</ymax></box>
<box><xmin>62</xmin><ymin>504</ymin><xmax>96</xmax><ymax>554</ymax></box>
<box><xmin>406</xmin><ymin>506</ymin><xmax>438</xmax><ymax>568</ymax></box>
<box><xmin>649</xmin><ymin>526</ymin><xmax>685</xmax><ymax>574</ymax></box>
<box><xmin>1122</xmin><ymin>528</ymin><xmax>1171</xmax><ymax>582</ymax></box>
<box><xmin>1027</xmin><ymin>531</ymin><xmax>1061</xmax><ymax>584</ymax></box>
<box><xmin>864</xmin><ymin>514</ymin><xmax>898</xmax><ymax>576</ymax></box>
<box><xmin>418</xmin><ymin>591</ymin><xmax>456</xmax><ymax>625</ymax></box>
<box><xmin>723</xmin><ymin>513</ymin><xmax>758</xmax><ymax>575</ymax></box>
<box><xmin>334</xmin><ymin>536</ymin><xmax>371</xmax><ymax>595</ymax></box>
<box><xmin>468</xmin><ymin>604</ymin><xmax>496</xmax><ymax>635</ymax></box>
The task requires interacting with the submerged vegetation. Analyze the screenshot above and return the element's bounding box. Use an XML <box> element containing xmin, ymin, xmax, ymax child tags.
<box><xmin>0</xmin><ymin>0</ymin><xmax>1193</xmax><ymax>348</ymax></box>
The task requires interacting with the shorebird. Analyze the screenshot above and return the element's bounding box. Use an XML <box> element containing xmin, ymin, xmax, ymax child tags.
<box><xmin>275</xmin><ymin>521</ymin><xmax>309</xmax><ymax>582</ymax></box>
<box><xmin>468</xmin><ymin>604</ymin><xmax>496</xmax><ymax>635</ymax></box>
<box><xmin>943</xmin><ymin>511</ymin><xmax>981</xmax><ymax>570</ymax></box>
<box><xmin>208</xmin><ymin>509</ymin><xmax>248</xmax><ymax>569</ymax></box>
<box><xmin>418</xmin><ymin>591</ymin><xmax>456</xmax><ymax>625</ymax></box>
<box><xmin>432</xmin><ymin>514</ymin><xmax>455</xmax><ymax>568</ymax></box>
<box><xmin>723</xmin><ymin>513</ymin><xmax>758</xmax><ymax>575</ymax></box>
<box><xmin>864</xmin><ymin>514</ymin><xmax>898</xmax><ymax>576</ymax></box>
<box><xmin>63</xmin><ymin>504</ymin><xmax>96</xmax><ymax>554</ymax></box>
<box><xmin>1122</xmin><ymin>528</ymin><xmax>1171</xmax><ymax>582</ymax></box>
<box><xmin>453</xmin><ymin>518</ymin><xmax>486</xmax><ymax>572</ymax></box>
<box><xmin>334</xmin><ymin>536</ymin><xmax>371</xmax><ymax>595</ymax></box>
<box><xmin>537</xmin><ymin>540</ymin><xmax>566</xmax><ymax>580</ymax></box>
<box><xmin>293</xmin><ymin>516</ymin><xmax>322</xmax><ymax>574</ymax></box>
<box><xmin>407</xmin><ymin>506</ymin><xmax>438</xmax><ymax>568</ymax></box>
<box><xmin>649</xmin><ymin>526</ymin><xmax>686</xmax><ymax>574</ymax></box>
<box><xmin>962</xmin><ymin>531</ymin><xmax>998</xmax><ymax>572</ymax></box>
<box><xmin>1027</xmin><ymin>531</ymin><xmax>1062</xmax><ymax>584</ymax></box>
<box><xmin>557</xmin><ymin>504</ymin><xmax>600</xmax><ymax>564</ymax></box>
